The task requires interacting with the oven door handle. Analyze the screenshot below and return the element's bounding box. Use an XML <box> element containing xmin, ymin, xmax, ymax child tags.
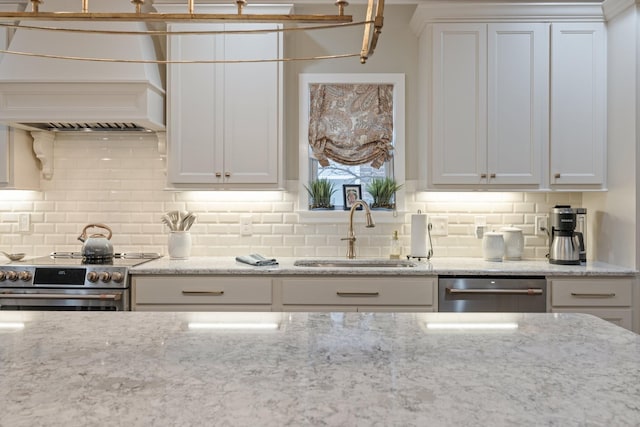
<box><xmin>446</xmin><ymin>288</ymin><xmax>543</xmax><ymax>295</ymax></box>
<box><xmin>0</xmin><ymin>293</ymin><xmax>122</xmax><ymax>301</ymax></box>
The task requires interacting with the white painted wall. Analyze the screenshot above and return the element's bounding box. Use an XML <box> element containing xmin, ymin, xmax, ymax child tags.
<box><xmin>583</xmin><ymin>3</ymin><xmax>637</xmax><ymax>269</ymax></box>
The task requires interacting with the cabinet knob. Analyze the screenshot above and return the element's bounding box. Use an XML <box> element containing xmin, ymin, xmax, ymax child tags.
<box><xmin>215</xmin><ymin>172</ymin><xmax>222</xmax><ymax>178</ymax></box>
<box><xmin>224</xmin><ymin>172</ymin><xmax>231</xmax><ymax>178</ymax></box>
<box><xmin>554</xmin><ymin>173</ymin><xmax>561</xmax><ymax>179</ymax></box>
<box><xmin>480</xmin><ymin>173</ymin><xmax>487</xmax><ymax>179</ymax></box>
<box><xmin>490</xmin><ymin>173</ymin><xmax>496</xmax><ymax>179</ymax></box>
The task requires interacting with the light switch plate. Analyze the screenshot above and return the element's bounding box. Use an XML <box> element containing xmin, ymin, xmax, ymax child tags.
<box><xmin>430</xmin><ymin>216</ymin><xmax>448</xmax><ymax>236</ymax></box>
<box><xmin>18</xmin><ymin>213</ymin><xmax>30</xmax><ymax>232</ymax></box>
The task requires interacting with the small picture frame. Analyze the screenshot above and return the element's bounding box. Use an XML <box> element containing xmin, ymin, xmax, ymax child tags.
<box><xmin>343</xmin><ymin>184</ymin><xmax>362</xmax><ymax>210</ymax></box>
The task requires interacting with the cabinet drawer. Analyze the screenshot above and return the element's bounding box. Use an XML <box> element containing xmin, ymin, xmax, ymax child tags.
<box><xmin>134</xmin><ymin>276</ymin><xmax>272</xmax><ymax>305</ymax></box>
<box><xmin>551</xmin><ymin>308</ymin><xmax>633</xmax><ymax>330</ymax></box>
<box><xmin>281</xmin><ymin>277</ymin><xmax>434</xmax><ymax>306</ymax></box>
<box><xmin>550</xmin><ymin>278</ymin><xmax>633</xmax><ymax>307</ymax></box>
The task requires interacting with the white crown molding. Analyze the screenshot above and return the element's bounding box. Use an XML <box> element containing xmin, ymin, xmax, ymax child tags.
<box><xmin>602</xmin><ymin>0</ymin><xmax>636</xmax><ymax>20</ymax></box>
<box><xmin>410</xmin><ymin>2</ymin><xmax>605</xmax><ymax>35</ymax></box>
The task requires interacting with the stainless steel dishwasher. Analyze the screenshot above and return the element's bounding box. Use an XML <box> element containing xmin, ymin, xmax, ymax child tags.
<box><xmin>438</xmin><ymin>276</ymin><xmax>547</xmax><ymax>312</ymax></box>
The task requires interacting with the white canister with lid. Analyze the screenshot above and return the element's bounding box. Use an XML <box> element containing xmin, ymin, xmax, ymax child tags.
<box><xmin>500</xmin><ymin>226</ymin><xmax>524</xmax><ymax>260</ymax></box>
<box><xmin>482</xmin><ymin>232</ymin><xmax>504</xmax><ymax>262</ymax></box>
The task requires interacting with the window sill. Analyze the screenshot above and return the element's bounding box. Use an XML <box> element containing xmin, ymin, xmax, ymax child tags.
<box><xmin>297</xmin><ymin>209</ymin><xmax>407</xmax><ymax>224</ymax></box>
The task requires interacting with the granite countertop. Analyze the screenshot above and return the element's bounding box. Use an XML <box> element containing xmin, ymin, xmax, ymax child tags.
<box><xmin>1</xmin><ymin>311</ymin><xmax>638</xmax><ymax>426</ymax></box>
<box><xmin>130</xmin><ymin>256</ymin><xmax>637</xmax><ymax>276</ymax></box>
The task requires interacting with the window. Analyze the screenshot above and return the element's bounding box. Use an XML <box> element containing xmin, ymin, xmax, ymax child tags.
<box><xmin>299</xmin><ymin>74</ymin><xmax>405</xmax><ymax>211</ymax></box>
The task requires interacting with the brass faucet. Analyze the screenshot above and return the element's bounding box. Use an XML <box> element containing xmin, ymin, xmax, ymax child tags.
<box><xmin>341</xmin><ymin>200</ymin><xmax>375</xmax><ymax>259</ymax></box>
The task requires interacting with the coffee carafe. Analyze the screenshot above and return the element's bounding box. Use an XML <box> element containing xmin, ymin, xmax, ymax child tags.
<box><xmin>549</xmin><ymin>205</ymin><xmax>585</xmax><ymax>265</ymax></box>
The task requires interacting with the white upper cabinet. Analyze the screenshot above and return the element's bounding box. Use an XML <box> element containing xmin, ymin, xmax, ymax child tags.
<box><xmin>430</xmin><ymin>23</ymin><xmax>547</xmax><ymax>187</ymax></box>
<box><xmin>0</xmin><ymin>126</ymin><xmax>40</xmax><ymax>190</ymax></box>
<box><xmin>431</xmin><ymin>23</ymin><xmax>487</xmax><ymax>185</ymax></box>
<box><xmin>412</xmin><ymin>1</ymin><xmax>606</xmax><ymax>191</ymax></box>
<box><xmin>550</xmin><ymin>23</ymin><xmax>606</xmax><ymax>187</ymax></box>
<box><xmin>165</xmin><ymin>21</ymin><xmax>284</xmax><ymax>189</ymax></box>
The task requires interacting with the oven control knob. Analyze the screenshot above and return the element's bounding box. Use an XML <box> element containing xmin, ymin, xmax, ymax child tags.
<box><xmin>99</xmin><ymin>272</ymin><xmax>112</xmax><ymax>283</ymax></box>
<box><xmin>87</xmin><ymin>271</ymin><xmax>99</xmax><ymax>283</ymax></box>
<box><xmin>18</xmin><ymin>271</ymin><xmax>32</xmax><ymax>281</ymax></box>
<box><xmin>0</xmin><ymin>271</ymin><xmax>5</xmax><ymax>281</ymax></box>
<box><xmin>111</xmin><ymin>272</ymin><xmax>124</xmax><ymax>283</ymax></box>
<box><xmin>6</xmin><ymin>271</ymin><xmax>18</xmax><ymax>281</ymax></box>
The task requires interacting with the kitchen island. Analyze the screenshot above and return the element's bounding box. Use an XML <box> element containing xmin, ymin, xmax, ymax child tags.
<box><xmin>0</xmin><ymin>311</ymin><xmax>638</xmax><ymax>426</ymax></box>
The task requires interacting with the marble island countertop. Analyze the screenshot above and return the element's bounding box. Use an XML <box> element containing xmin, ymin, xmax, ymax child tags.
<box><xmin>0</xmin><ymin>311</ymin><xmax>638</xmax><ymax>426</ymax></box>
<box><xmin>130</xmin><ymin>256</ymin><xmax>637</xmax><ymax>276</ymax></box>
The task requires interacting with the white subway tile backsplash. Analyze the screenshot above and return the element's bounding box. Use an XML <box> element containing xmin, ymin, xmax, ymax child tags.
<box><xmin>0</xmin><ymin>138</ymin><xmax>582</xmax><ymax>259</ymax></box>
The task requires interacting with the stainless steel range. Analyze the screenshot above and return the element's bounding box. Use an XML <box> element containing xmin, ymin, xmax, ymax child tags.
<box><xmin>0</xmin><ymin>253</ymin><xmax>160</xmax><ymax>311</ymax></box>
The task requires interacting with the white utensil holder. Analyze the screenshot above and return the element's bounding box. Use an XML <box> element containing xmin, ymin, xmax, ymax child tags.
<box><xmin>168</xmin><ymin>231</ymin><xmax>192</xmax><ymax>260</ymax></box>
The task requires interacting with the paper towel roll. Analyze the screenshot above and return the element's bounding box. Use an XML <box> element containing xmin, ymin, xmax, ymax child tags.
<box><xmin>411</xmin><ymin>213</ymin><xmax>427</xmax><ymax>257</ymax></box>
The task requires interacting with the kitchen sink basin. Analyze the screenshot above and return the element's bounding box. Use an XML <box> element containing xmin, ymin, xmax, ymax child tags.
<box><xmin>293</xmin><ymin>259</ymin><xmax>418</xmax><ymax>268</ymax></box>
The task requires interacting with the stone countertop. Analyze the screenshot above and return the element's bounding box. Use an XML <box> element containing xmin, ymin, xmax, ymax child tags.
<box><xmin>130</xmin><ymin>256</ymin><xmax>637</xmax><ymax>276</ymax></box>
<box><xmin>0</xmin><ymin>311</ymin><xmax>638</xmax><ymax>426</ymax></box>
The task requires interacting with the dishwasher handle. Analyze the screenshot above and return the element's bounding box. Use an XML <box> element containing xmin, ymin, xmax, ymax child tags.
<box><xmin>446</xmin><ymin>287</ymin><xmax>544</xmax><ymax>295</ymax></box>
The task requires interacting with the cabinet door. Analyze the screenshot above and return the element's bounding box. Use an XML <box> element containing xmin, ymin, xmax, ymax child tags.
<box><xmin>222</xmin><ymin>24</ymin><xmax>281</xmax><ymax>185</ymax></box>
<box><xmin>0</xmin><ymin>125</ymin><xmax>8</xmax><ymax>185</ymax></box>
<box><xmin>167</xmin><ymin>23</ymin><xmax>282</xmax><ymax>187</ymax></box>
<box><xmin>550</xmin><ymin>23</ymin><xmax>605</xmax><ymax>185</ymax></box>
<box><xmin>487</xmin><ymin>23</ymin><xmax>547</xmax><ymax>185</ymax></box>
<box><xmin>431</xmin><ymin>23</ymin><xmax>487</xmax><ymax>185</ymax></box>
<box><xmin>167</xmin><ymin>23</ymin><xmax>224</xmax><ymax>184</ymax></box>
<box><xmin>550</xmin><ymin>308</ymin><xmax>632</xmax><ymax>330</ymax></box>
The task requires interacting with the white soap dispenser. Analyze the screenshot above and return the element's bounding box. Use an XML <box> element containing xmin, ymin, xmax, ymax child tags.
<box><xmin>390</xmin><ymin>230</ymin><xmax>401</xmax><ymax>259</ymax></box>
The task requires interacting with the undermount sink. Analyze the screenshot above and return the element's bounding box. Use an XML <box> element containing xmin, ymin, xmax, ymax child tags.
<box><xmin>293</xmin><ymin>259</ymin><xmax>418</xmax><ymax>268</ymax></box>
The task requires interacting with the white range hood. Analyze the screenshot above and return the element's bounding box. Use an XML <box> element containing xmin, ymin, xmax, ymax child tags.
<box><xmin>0</xmin><ymin>0</ymin><xmax>165</xmax><ymax>133</ymax></box>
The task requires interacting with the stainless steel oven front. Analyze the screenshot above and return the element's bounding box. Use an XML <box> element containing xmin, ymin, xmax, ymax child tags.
<box><xmin>438</xmin><ymin>275</ymin><xmax>547</xmax><ymax>313</ymax></box>
<box><xmin>0</xmin><ymin>264</ymin><xmax>129</xmax><ymax>311</ymax></box>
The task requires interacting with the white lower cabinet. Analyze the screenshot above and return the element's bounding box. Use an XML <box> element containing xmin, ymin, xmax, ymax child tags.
<box><xmin>549</xmin><ymin>277</ymin><xmax>633</xmax><ymax>330</ymax></box>
<box><xmin>277</xmin><ymin>277</ymin><xmax>436</xmax><ymax>312</ymax></box>
<box><xmin>132</xmin><ymin>276</ymin><xmax>272</xmax><ymax>311</ymax></box>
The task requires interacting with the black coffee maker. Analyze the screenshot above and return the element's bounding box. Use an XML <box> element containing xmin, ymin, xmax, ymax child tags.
<box><xmin>549</xmin><ymin>205</ymin><xmax>585</xmax><ymax>265</ymax></box>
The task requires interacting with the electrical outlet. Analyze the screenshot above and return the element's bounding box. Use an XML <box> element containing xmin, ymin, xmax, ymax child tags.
<box><xmin>430</xmin><ymin>216</ymin><xmax>448</xmax><ymax>236</ymax></box>
<box><xmin>535</xmin><ymin>215</ymin><xmax>548</xmax><ymax>236</ymax></box>
<box><xmin>240</xmin><ymin>215</ymin><xmax>252</xmax><ymax>236</ymax></box>
<box><xmin>18</xmin><ymin>213</ymin><xmax>30</xmax><ymax>232</ymax></box>
<box><xmin>474</xmin><ymin>216</ymin><xmax>487</xmax><ymax>239</ymax></box>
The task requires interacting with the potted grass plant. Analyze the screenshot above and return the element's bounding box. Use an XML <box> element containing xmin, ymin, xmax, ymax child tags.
<box><xmin>305</xmin><ymin>178</ymin><xmax>336</xmax><ymax>210</ymax></box>
<box><xmin>366</xmin><ymin>177</ymin><xmax>403</xmax><ymax>210</ymax></box>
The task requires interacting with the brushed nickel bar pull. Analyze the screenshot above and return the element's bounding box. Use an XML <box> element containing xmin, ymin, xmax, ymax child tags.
<box><xmin>446</xmin><ymin>288</ymin><xmax>543</xmax><ymax>295</ymax></box>
<box><xmin>182</xmin><ymin>291</ymin><xmax>224</xmax><ymax>296</ymax></box>
<box><xmin>0</xmin><ymin>293</ymin><xmax>121</xmax><ymax>300</ymax></box>
<box><xmin>570</xmin><ymin>292</ymin><xmax>615</xmax><ymax>298</ymax></box>
<box><xmin>336</xmin><ymin>291</ymin><xmax>380</xmax><ymax>297</ymax></box>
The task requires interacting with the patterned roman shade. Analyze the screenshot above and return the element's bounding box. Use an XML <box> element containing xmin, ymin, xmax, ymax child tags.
<box><xmin>308</xmin><ymin>83</ymin><xmax>394</xmax><ymax>169</ymax></box>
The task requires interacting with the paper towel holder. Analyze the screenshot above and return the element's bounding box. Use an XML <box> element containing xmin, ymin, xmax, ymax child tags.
<box><xmin>407</xmin><ymin>211</ymin><xmax>434</xmax><ymax>261</ymax></box>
